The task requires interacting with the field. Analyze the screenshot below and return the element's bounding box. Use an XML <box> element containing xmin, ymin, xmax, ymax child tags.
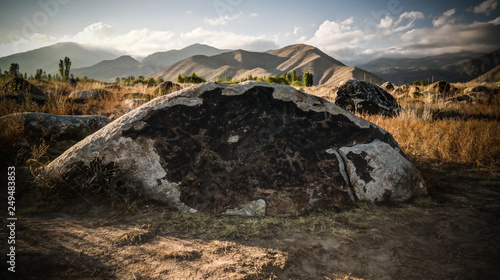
<box><xmin>1</xmin><ymin>79</ymin><xmax>500</xmax><ymax>279</ymax></box>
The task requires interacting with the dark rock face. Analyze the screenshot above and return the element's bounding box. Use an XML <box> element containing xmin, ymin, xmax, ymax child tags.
<box><xmin>427</xmin><ymin>81</ymin><xmax>456</xmax><ymax>97</ymax></box>
<box><xmin>153</xmin><ymin>81</ymin><xmax>182</xmax><ymax>95</ymax></box>
<box><xmin>334</xmin><ymin>80</ymin><xmax>401</xmax><ymax>117</ymax></box>
<box><xmin>1</xmin><ymin>77</ymin><xmax>45</xmax><ymax>96</ymax></box>
<box><xmin>42</xmin><ymin>82</ymin><xmax>425</xmax><ymax>216</ymax></box>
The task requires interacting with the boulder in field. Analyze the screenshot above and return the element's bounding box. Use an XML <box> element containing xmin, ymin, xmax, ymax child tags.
<box><xmin>153</xmin><ymin>81</ymin><xmax>182</xmax><ymax>96</ymax></box>
<box><xmin>0</xmin><ymin>112</ymin><xmax>111</xmax><ymax>142</ymax></box>
<box><xmin>0</xmin><ymin>77</ymin><xmax>45</xmax><ymax>96</ymax></box>
<box><xmin>427</xmin><ymin>81</ymin><xmax>456</xmax><ymax>97</ymax></box>
<box><xmin>334</xmin><ymin>79</ymin><xmax>401</xmax><ymax>116</ymax></box>
<box><xmin>380</xmin><ymin>81</ymin><xmax>395</xmax><ymax>92</ymax></box>
<box><xmin>41</xmin><ymin>81</ymin><xmax>426</xmax><ymax>216</ymax></box>
<box><xmin>68</xmin><ymin>89</ymin><xmax>112</xmax><ymax>103</ymax></box>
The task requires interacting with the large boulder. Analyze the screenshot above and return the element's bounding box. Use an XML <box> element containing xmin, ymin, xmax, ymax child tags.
<box><xmin>334</xmin><ymin>80</ymin><xmax>401</xmax><ymax>116</ymax></box>
<box><xmin>41</xmin><ymin>82</ymin><xmax>426</xmax><ymax>216</ymax></box>
<box><xmin>68</xmin><ymin>89</ymin><xmax>112</xmax><ymax>103</ymax></box>
<box><xmin>427</xmin><ymin>81</ymin><xmax>456</xmax><ymax>97</ymax></box>
<box><xmin>0</xmin><ymin>112</ymin><xmax>111</xmax><ymax>142</ymax></box>
<box><xmin>0</xmin><ymin>77</ymin><xmax>45</xmax><ymax>96</ymax></box>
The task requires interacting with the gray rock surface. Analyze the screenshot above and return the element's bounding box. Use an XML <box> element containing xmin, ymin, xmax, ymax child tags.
<box><xmin>334</xmin><ymin>79</ymin><xmax>401</xmax><ymax>116</ymax></box>
<box><xmin>339</xmin><ymin>140</ymin><xmax>426</xmax><ymax>202</ymax></box>
<box><xmin>42</xmin><ymin>81</ymin><xmax>425</xmax><ymax>216</ymax></box>
<box><xmin>68</xmin><ymin>89</ymin><xmax>111</xmax><ymax>103</ymax></box>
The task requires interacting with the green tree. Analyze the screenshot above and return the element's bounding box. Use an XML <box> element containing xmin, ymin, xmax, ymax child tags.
<box><xmin>59</xmin><ymin>57</ymin><xmax>71</xmax><ymax>81</ymax></box>
<box><xmin>291</xmin><ymin>69</ymin><xmax>296</xmax><ymax>82</ymax></box>
<box><xmin>64</xmin><ymin>57</ymin><xmax>71</xmax><ymax>81</ymax></box>
<box><xmin>177</xmin><ymin>73</ymin><xmax>183</xmax><ymax>83</ymax></box>
<box><xmin>58</xmin><ymin>59</ymin><xmax>64</xmax><ymax>80</ymax></box>
<box><xmin>304</xmin><ymin>71</ymin><xmax>313</xmax><ymax>87</ymax></box>
<box><xmin>35</xmin><ymin>69</ymin><xmax>43</xmax><ymax>80</ymax></box>
<box><xmin>9</xmin><ymin>63</ymin><xmax>20</xmax><ymax>77</ymax></box>
<box><xmin>156</xmin><ymin>77</ymin><xmax>164</xmax><ymax>84</ymax></box>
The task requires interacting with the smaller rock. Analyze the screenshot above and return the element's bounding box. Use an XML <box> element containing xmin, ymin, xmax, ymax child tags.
<box><xmin>153</xmin><ymin>81</ymin><xmax>182</xmax><ymax>96</ymax></box>
<box><xmin>68</xmin><ymin>89</ymin><xmax>112</xmax><ymax>103</ymax></box>
<box><xmin>339</xmin><ymin>140</ymin><xmax>426</xmax><ymax>202</ymax></box>
<box><xmin>427</xmin><ymin>81</ymin><xmax>456</xmax><ymax>97</ymax></box>
<box><xmin>380</xmin><ymin>81</ymin><xmax>395</xmax><ymax>92</ymax></box>
<box><xmin>0</xmin><ymin>77</ymin><xmax>45</xmax><ymax>97</ymax></box>
<box><xmin>334</xmin><ymin>79</ymin><xmax>401</xmax><ymax>116</ymax></box>
<box><xmin>447</xmin><ymin>95</ymin><xmax>472</xmax><ymax>103</ymax></box>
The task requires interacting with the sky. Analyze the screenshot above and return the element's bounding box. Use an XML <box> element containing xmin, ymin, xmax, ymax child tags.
<box><xmin>0</xmin><ymin>0</ymin><xmax>499</xmax><ymax>65</ymax></box>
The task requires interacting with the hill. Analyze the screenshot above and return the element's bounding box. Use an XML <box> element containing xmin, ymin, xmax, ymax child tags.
<box><xmin>71</xmin><ymin>55</ymin><xmax>145</xmax><ymax>81</ymax></box>
<box><xmin>70</xmin><ymin>44</ymin><xmax>228</xmax><ymax>81</ymax></box>
<box><xmin>449</xmin><ymin>49</ymin><xmax>500</xmax><ymax>81</ymax></box>
<box><xmin>141</xmin><ymin>43</ymin><xmax>229</xmax><ymax>72</ymax></box>
<box><xmin>0</xmin><ymin>42</ymin><xmax>118</xmax><ymax>76</ymax></box>
<box><xmin>150</xmin><ymin>44</ymin><xmax>385</xmax><ymax>86</ymax></box>
<box><xmin>469</xmin><ymin>64</ymin><xmax>500</xmax><ymax>83</ymax></box>
<box><xmin>357</xmin><ymin>51</ymin><xmax>497</xmax><ymax>84</ymax></box>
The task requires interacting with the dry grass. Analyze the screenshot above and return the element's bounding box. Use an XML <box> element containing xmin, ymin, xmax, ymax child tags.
<box><xmin>363</xmin><ymin>98</ymin><xmax>500</xmax><ymax>170</ymax></box>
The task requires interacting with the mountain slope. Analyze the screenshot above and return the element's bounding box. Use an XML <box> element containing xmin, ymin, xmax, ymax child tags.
<box><xmin>448</xmin><ymin>49</ymin><xmax>500</xmax><ymax>80</ymax></box>
<box><xmin>358</xmin><ymin>50</ymin><xmax>500</xmax><ymax>84</ymax></box>
<box><xmin>141</xmin><ymin>43</ymin><xmax>229</xmax><ymax>72</ymax></box>
<box><xmin>469</xmin><ymin>64</ymin><xmax>500</xmax><ymax>83</ymax></box>
<box><xmin>71</xmin><ymin>55</ymin><xmax>145</xmax><ymax>81</ymax></box>
<box><xmin>70</xmin><ymin>43</ymin><xmax>228</xmax><ymax>81</ymax></box>
<box><xmin>150</xmin><ymin>44</ymin><xmax>385</xmax><ymax>86</ymax></box>
<box><xmin>0</xmin><ymin>42</ymin><xmax>118</xmax><ymax>76</ymax></box>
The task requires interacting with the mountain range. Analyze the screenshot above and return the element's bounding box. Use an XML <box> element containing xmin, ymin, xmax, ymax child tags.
<box><xmin>149</xmin><ymin>44</ymin><xmax>385</xmax><ymax>86</ymax></box>
<box><xmin>358</xmin><ymin>49</ymin><xmax>500</xmax><ymax>84</ymax></box>
<box><xmin>0</xmin><ymin>42</ymin><xmax>118</xmax><ymax>77</ymax></box>
<box><xmin>1</xmin><ymin>42</ymin><xmax>499</xmax><ymax>85</ymax></box>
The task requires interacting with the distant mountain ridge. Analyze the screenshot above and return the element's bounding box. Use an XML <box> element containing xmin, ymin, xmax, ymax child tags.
<box><xmin>70</xmin><ymin>43</ymin><xmax>230</xmax><ymax>81</ymax></box>
<box><xmin>71</xmin><ymin>55</ymin><xmax>146</xmax><ymax>81</ymax></box>
<box><xmin>358</xmin><ymin>49</ymin><xmax>500</xmax><ymax>84</ymax></box>
<box><xmin>0</xmin><ymin>42</ymin><xmax>118</xmax><ymax>76</ymax></box>
<box><xmin>149</xmin><ymin>44</ymin><xmax>385</xmax><ymax>86</ymax></box>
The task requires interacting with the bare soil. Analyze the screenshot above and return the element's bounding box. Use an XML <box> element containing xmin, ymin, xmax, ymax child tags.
<box><xmin>1</xmin><ymin>165</ymin><xmax>500</xmax><ymax>280</ymax></box>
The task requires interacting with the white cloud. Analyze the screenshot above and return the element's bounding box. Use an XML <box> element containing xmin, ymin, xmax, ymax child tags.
<box><xmin>204</xmin><ymin>13</ymin><xmax>241</xmax><ymax>26</ymax></box>
<box><xmin>490</xmin><ymin>16</ymin><xmax>500</xmax><ymax>24</ymax></box>
<box><xmin>341</xmin><ymin>17</ymin><xmax>354</xmax><ymax>25</ymax></box>
<box><xmin>293</xmin><ymin>26</ymin><xmax>301</xmax><ymax>36</ymax></box>
<box><xmin>58</xmin><ymin>22</ymin><xmax>176</xmax><ymax>56</ymax></box>
<box><xmin>181</xmin><ymin>27</ymin><xmax>278</xmax><ymax>51</ymax></box>
<box><xmin>0</xmin><ymin>33</ymin><xmax>57</xmax><ymax>57</ymax></box>
<box><xmin>394</xmin><ymin>11</ymin><xmax>424</xmax><ymax>32</ymax></box>
<box><xmin>306</xmin><ymin>19</ymin><xmax>371</xmax><ymax>62</ymax></box>
<box><xmin>382</xmin><ymin>19</ymin><xmax>500</xmax><ymax>58</ymax></box>
<box><xmin>250</xmin><ymin>13</ymin><xmax>258</xmax><ymax>17</ymax></box>
<box><xmin>473</xmin><ymin>0</ymin><xmax>498</xmax><ymax>15</ymax></box>
<box><xmin>433</xmin><ymin>9</ymin><xmax>456</xmax><ymax>27</ymax></box>
<box><xmin>377</xmin><ymin>11</ymin><xmax>424</xmax><ymax>35</ymax></box>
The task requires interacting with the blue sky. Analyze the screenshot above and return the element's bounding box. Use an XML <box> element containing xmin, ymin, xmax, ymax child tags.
<box><xmin>1</xmin><ymin>0</ymin><xmax>499</xmax><ymax>64</ymax></box>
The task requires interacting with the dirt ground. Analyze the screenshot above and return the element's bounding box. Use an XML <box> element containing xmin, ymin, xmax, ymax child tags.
<box><xmin>1</xmin><ymin>164</ymin><xmax>500</xmax><ymax>280</ymax></box>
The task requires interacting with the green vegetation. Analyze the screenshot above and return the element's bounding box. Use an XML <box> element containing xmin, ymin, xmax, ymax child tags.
<box><xmin>177</xmin><ymin>72</ymin><xmax>206</xmax><ymax>84</ymax></box>
<box><xmin>58</xmin><ymin>57</ymin><xmax>71</xmax><ymax>81</ymax></box>
<box><xmin>217</xmin><ymin>70</ymin><xmax>314</xmax><ymax>87</ymax></box>
<box><xmin>410</xmin><ymin>80</ymin><xmax>432</xmax><ymax>87</ymax></box>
